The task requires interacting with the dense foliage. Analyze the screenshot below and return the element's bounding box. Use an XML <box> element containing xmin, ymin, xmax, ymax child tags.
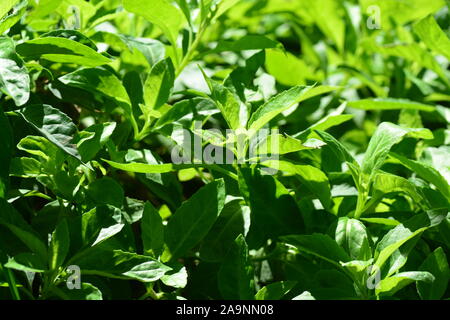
<box><xmin>0</xmin><ymin>0</ymin><xmax>449</xmax><ymax>300</ymax></box>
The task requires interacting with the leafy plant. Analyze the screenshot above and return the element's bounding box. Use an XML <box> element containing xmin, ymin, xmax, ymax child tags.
<box><xmin>0</xmin><ymin>0</ymin><xmax>449</xmax><ymax>300</ymax></box>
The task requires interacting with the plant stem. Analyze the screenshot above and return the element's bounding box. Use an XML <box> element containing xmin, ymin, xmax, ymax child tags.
<box><xmin>175</xmin><ymin>20</ymin><xmax>209</xmax><ymax>78</ymax></box>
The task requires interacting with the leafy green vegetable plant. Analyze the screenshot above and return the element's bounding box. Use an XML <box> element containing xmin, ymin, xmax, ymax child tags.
<box><xmin>0</xmin><ymin>0</ymin><xmax>449</xmax><ymax>300</ymax></box>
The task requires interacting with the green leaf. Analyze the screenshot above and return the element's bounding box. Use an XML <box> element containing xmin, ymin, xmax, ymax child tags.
<box><xmin>347</xmin><ymin>99</ymin><xmax>435</xmax><ymax>112</ymax></box>
<box><xmin>210</xmin><ymin>35</ymin><xmax>282</xmax><ymax>53</ymax></box>
<box><xmin>160</xmin><ymin>264</ymin><xmax>188</xmax><ymax>288</ymax></box>
<box><xmin>363</xmin><ymin>41</ymin><xmax>447</xmax><ymax>82</ymax></box>
<box><xmin>55</xmin><ymin>283</ymin><xmax>103</xmax><ymax>300</ymax></box>
<box><xmin>376</xmin><ymin>271</ymin><xmax>434</xmax><ymax>296</ymax></box>
<box><xmin>199</xmin><ymin>198</ymin><xmax>250</xmax><ymax>262</ymax></box>
<box><xmin>294</xmin><ymin>112</ymin><xmax>354</xmax><ymax>140</ymax></box>
<box><xmin>49</xmin><ymin>219</ymin><xmax>70</xmax><ymax>271</ymax></box>
<box><xmin>372</xmin><ymin>172</ymin><xmax>425</xmax><ymax>206</ymax></box>
<box><xmin>315</xmin><ymin>130</ymin><xmax>358</xmax><ymax>166</ymax></box>
<box><xmin>362</xmin><ymin>122</ymin><xmax>433</xmax><ymax>178</ymax></box>
<box><xmin>261</xmin><ymin>160</ymin><xmax>332</xmax><ymax>210</ymax></box>
<box><xmin>204</xmin><ymin>75</ymin><xmax>242</xmax><ymax>130</ymax></box>
<box><xmin>389</xmin><ymin>152</ymin><xmax>450</xmax><ymax>203</ymax></box>
<box><xmin>335</xmin><ymin>217</ymin><xmax>372</xmax><ymax>261</ymax></box>
<box><xmin>143</xmin><ymin>58</ymin><xmax>175</xmax><ymax>112</ymax></box>
<box><xmin>0</xmin><ymin>37</ymin><xmax>30</xmax><ymax>106</ymax></box>
<box><xmin>154</xmin><ymin>97</ymin><xmax>218</xmax><ymax>129</ymax></box>
<box><xmin>417</xmin><ymin>247</ymin><xmax>450</xmax><ymax>300</ymax></box>
<box><xmin>117</xmin><ymin>35</ymin><xmax>165</xmax><ymax>67</ymax></box>
<box><xmin>218</xmin><ymin>235</ymin><xmax>254</xmax><ymax>300</ymax></box>
<box><xmin>265</xmin><ymin>49</ymin><xmax>319</xmax><ymax>86</ymax></box>
<box><xmin>122</xmin><ymin>0</ymin><xmax>186</xmax><ymax>46</ymax></box>
<box><xmin>59</xmin><ymin>67</ymin><xmax>136</xmax><ymax>134</ymax></box>
<box><xmin>141</xmin><ymin>202</ymin><xmax>164</xmax><ymax>257</ymax></box>
<box><xmin>307</xmin><ymin>0</ymin><xmax>345</xmax><ymax>52</ymax></box>
<box><xmin>414</xmin><ymin>15</ymin><xmax>450</xmax><ymax>61</ymax></box>
<box><xmin>77</xmin><ymin>122</ymin><xmax>116</xmax><ymax>162</ymax></box>
<box><xmin>58</xmin><ymin>67</ymin><xmax>131</xmax><ymax>107</ymax></box>
<box><xmin>0</xmin><ymin>0</ymin><xmax>20</xmax><ymax>20</ymax></box>
<box><xmin>83</xmin><ymin>207</ymin><xmax>125</xmax><ymax>249</ymax></box>
<box><xmin>248</xmin><ymin>85</ymin><xmax>337</xmax><ymax>132</ymax></box>
<box><xmin>0</xmin><ymin>111</ymin><xmax>12</xmax><ymax>198</ymax></box>
<box><xmin>75</xmin><ymin>249</ymin><xmax>171</xmax><ymax>282</ymax></box>
<box><xmin>16</xmin><ymin>37</ymin><xmax>111</xmax><ymax>67</ymax></box>
<box><xmin>238</xmin><ymin>167</ymin><xmax>304</xmax><ymax>248</ymax></box>
<box><xmin>0</xmin><ymin>1</ymin><xmax>28</xmax><ymax>35</ymax></box>
<box><xmin>4</xmin><ymin>252</ymin><xmax>46</xmax><ymax>273</ymax></box>
<box><xmin>86</xmin><ymin>177</ymin><xmax>124</xmax><ymax>208</ymax></box>
<box><xmin>18</xmin><ymin>104</ymin><xmax>81</xmax><ymax>161</ymax></box>
<box><xmin>374</xmin><ymin>211</ymin><xmax>446</xmax><ymax>271</ymax></box>
<box><xmin>255</xmin><ymin>281</ymin><xmax>297</xmax><ymax>300</ymax></box>
<box><xmin>162</xmin><ymin>179</ymin><xmax>226</xmax><ymax>262</ymax></box>
<box><xmin>282</xmin><ymin>234</ymin><xmax>351</xmax><ymax>267</ymax></box>
<box><xmin>255</xmin><ymin>134</ymin><xmax>326</xmax><ymax>155</ymax></box>
<box><xmin>0</xmin><ymin>199</ymin><xmax>48</xmax><ymax>262</ymax></box>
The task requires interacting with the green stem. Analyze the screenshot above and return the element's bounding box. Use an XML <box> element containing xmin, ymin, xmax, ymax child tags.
<box><xmin>1</xmin><ymin>265</ymin><xmax>21</xmax><ymax>300</ymax></box>
<box><xmin>175</xmin><ymin>20</ymin><xmax>209</xmax><ymax>78</ymax></box>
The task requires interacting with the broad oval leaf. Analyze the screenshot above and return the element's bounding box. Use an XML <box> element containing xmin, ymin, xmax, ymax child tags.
<box><xmin>248</xmin><ymin>85</ymin><xmax>337</xmax><ymax>132</ymax></box>
<box><xmin>16</xmin><ymin>37</ymin><xmax>111</xmax><ymax>67</ymax></box>
<box><xmin>218</xmin><ymin>235</ymin><xmax>255</xmax><ymax>300</ymax></box>
<box><xmin>122</xmin><ymin>0</ymin><xmax>186</xmax><ymax>46</ymax></box>
<box><xmin>0</xmin><ymin>37</ymin><xmax>30</xmax><ymax>106</ymax></box>
<box><xmin>162</xmin><ymin>179</ymin><xmax>226</xmax><ymax>262</ymax></box>
<box><xmin>18</xmin><ymin>104</ymin><xmax>81</xmax><ymax>161</ymax></box>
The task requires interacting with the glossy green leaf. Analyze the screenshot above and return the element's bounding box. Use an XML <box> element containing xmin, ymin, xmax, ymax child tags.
<box><xmin>389</xmin><ymin>152</ymin><xmax>450</xmax><ymax>203</ymax></box>
<box><xmin>347</xmin><ymin>99</ymin><xmax>435</xmax><ymax>112</ymax></box>
<box><xmin>261</xmin><ymin>160</ymin><xmax>332</xmax><ymax>210</ymax></box>
<box><xmin>0</xmin><ymin>111</ymin><xmax>12</xmax><ymax>198</ymax></box>
<box><xmin>199</xmin><ymin>198</ymin><xmax>250</xmax><ymax>262</ymax></box>
<box><xmin>417</xmin><ymin>247</ymin><xmax>450</xmax><ymax>300</ymax></box>
<box><xmin>315</xmin><ymin>130</ymin><xmax>358</xmax><ymax>166</ymax></box>
<box><xmin>122</xmin><ymin>0</ymin><xmax>186</xmax><ymax>46</ymax></box>
<box><xmin>162</xmin><ymin>179</ymin><xmax>226</xmax><ymax>262</ymax></box>
<box><xmin>16</xmin><ymin>37</ymin><xmax>111</xmax><ymax>67</ymax></box>
<box><xmin>374</xmin><ymin>211</ymin><xmax>447</xmax><ymax>271</ymax></box>
<box><xmin>77</xmin><ymin>122</ymin><xmax>116</xmax><ymax>162</ymax></box>
<box><xmin>55</xmin><ymin>283</ymin><xmax>103</xmax><ymax>300</ymax></box>
<box><xmin>282</xmin><ymin>234</ymin><xmax>351</xmax><ymax>267</ymax></box>
<box><xmin>0</xmin><ymin>0</ymin><xmax>20</xmax><ymax>19</ymax></box>
<box><xmin>86</xmin><ymin>177</ymin><xmax>124</xmax><ymax>208</ymax></box>
<box><xmin>248</xmin><ymin>85</ymin><xmax>337</xmax><ymax>132</ymax></box>
<box><xmin>255</xmin><ymin>281</ymin><xmax>297</xmax><ymax>300</ymax></box>
<box><xmin>414</xmin><ymin>15</ymin><xmax>450</xmax><ymax>61</ymax></box>
<box><xmin>75</xmin><ymin>249</ymin><xmax>171</xmax><ymax>282</ymax></box>
<box><xmin>18</xmin><ymin>104</ymin><xmax>81</xmax><ymax>161</ymax></box>
<box><xmin>0</xmin><ymin>199</ymin><xmax>47</xmax><ymax>262</ymax></box>
<box><xmin>238</xmin><ymin>167</ymin><xmax>304</xmax><ymax>248</ymax></box>
<box><xmin>0</xmin><ymin>0</ymin><xmax>27</xmax><ymax>35</ymax></box>
<box><xmin>4</xmin><ymin>252</ymin><xmax>46</xmax><ymax>273</ymax></box>
<box><xmin>255</xmin><ymin>134</ymin><xmax>326</xmax><ymax>155</ymax></box>
<box><xmin>49</xmin><ymin>219</ymin><xmax>70</xmax><ymax>271</ymax></box>
<box><xmin>362</xmin><ymin>122</ymin><xmax>433</xmax><ymax>178</ymax></box>
<box><xmin>141</xmin><ymin>202</ymin><xmax>164</xmax><ymax>257</ymax></box>
<box><xmin>211</xmin><ymin>35</ymin><xmax>282</xmax><ymax>53</ymax></box>
<box><xmin>0</xmin><ymin>37</ymin><xmax>30</xmax><ymax>106</ymax></box>
<box><xmin>143</xmin><ymin>58</ymin><xmax>175</xmax><ymax>112</ymax></box>
<box><xmin>204</xmin><ymin>76</ymin><xmax>242</xmax><ymax>130</ymax></box>
<box><xmin>376</xmin><ymin>271</ymin><xmax>434</xmax><ymax>296</ymax></box>
<box><xmin>335</xmin><ymin>217</ymin><xmax>372</xmax><ymax>261</ymax></box>
<box><xmin>218</xmin><ymin>235</ymin><xmax>254</xmax><ymax>300</ymax></box>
